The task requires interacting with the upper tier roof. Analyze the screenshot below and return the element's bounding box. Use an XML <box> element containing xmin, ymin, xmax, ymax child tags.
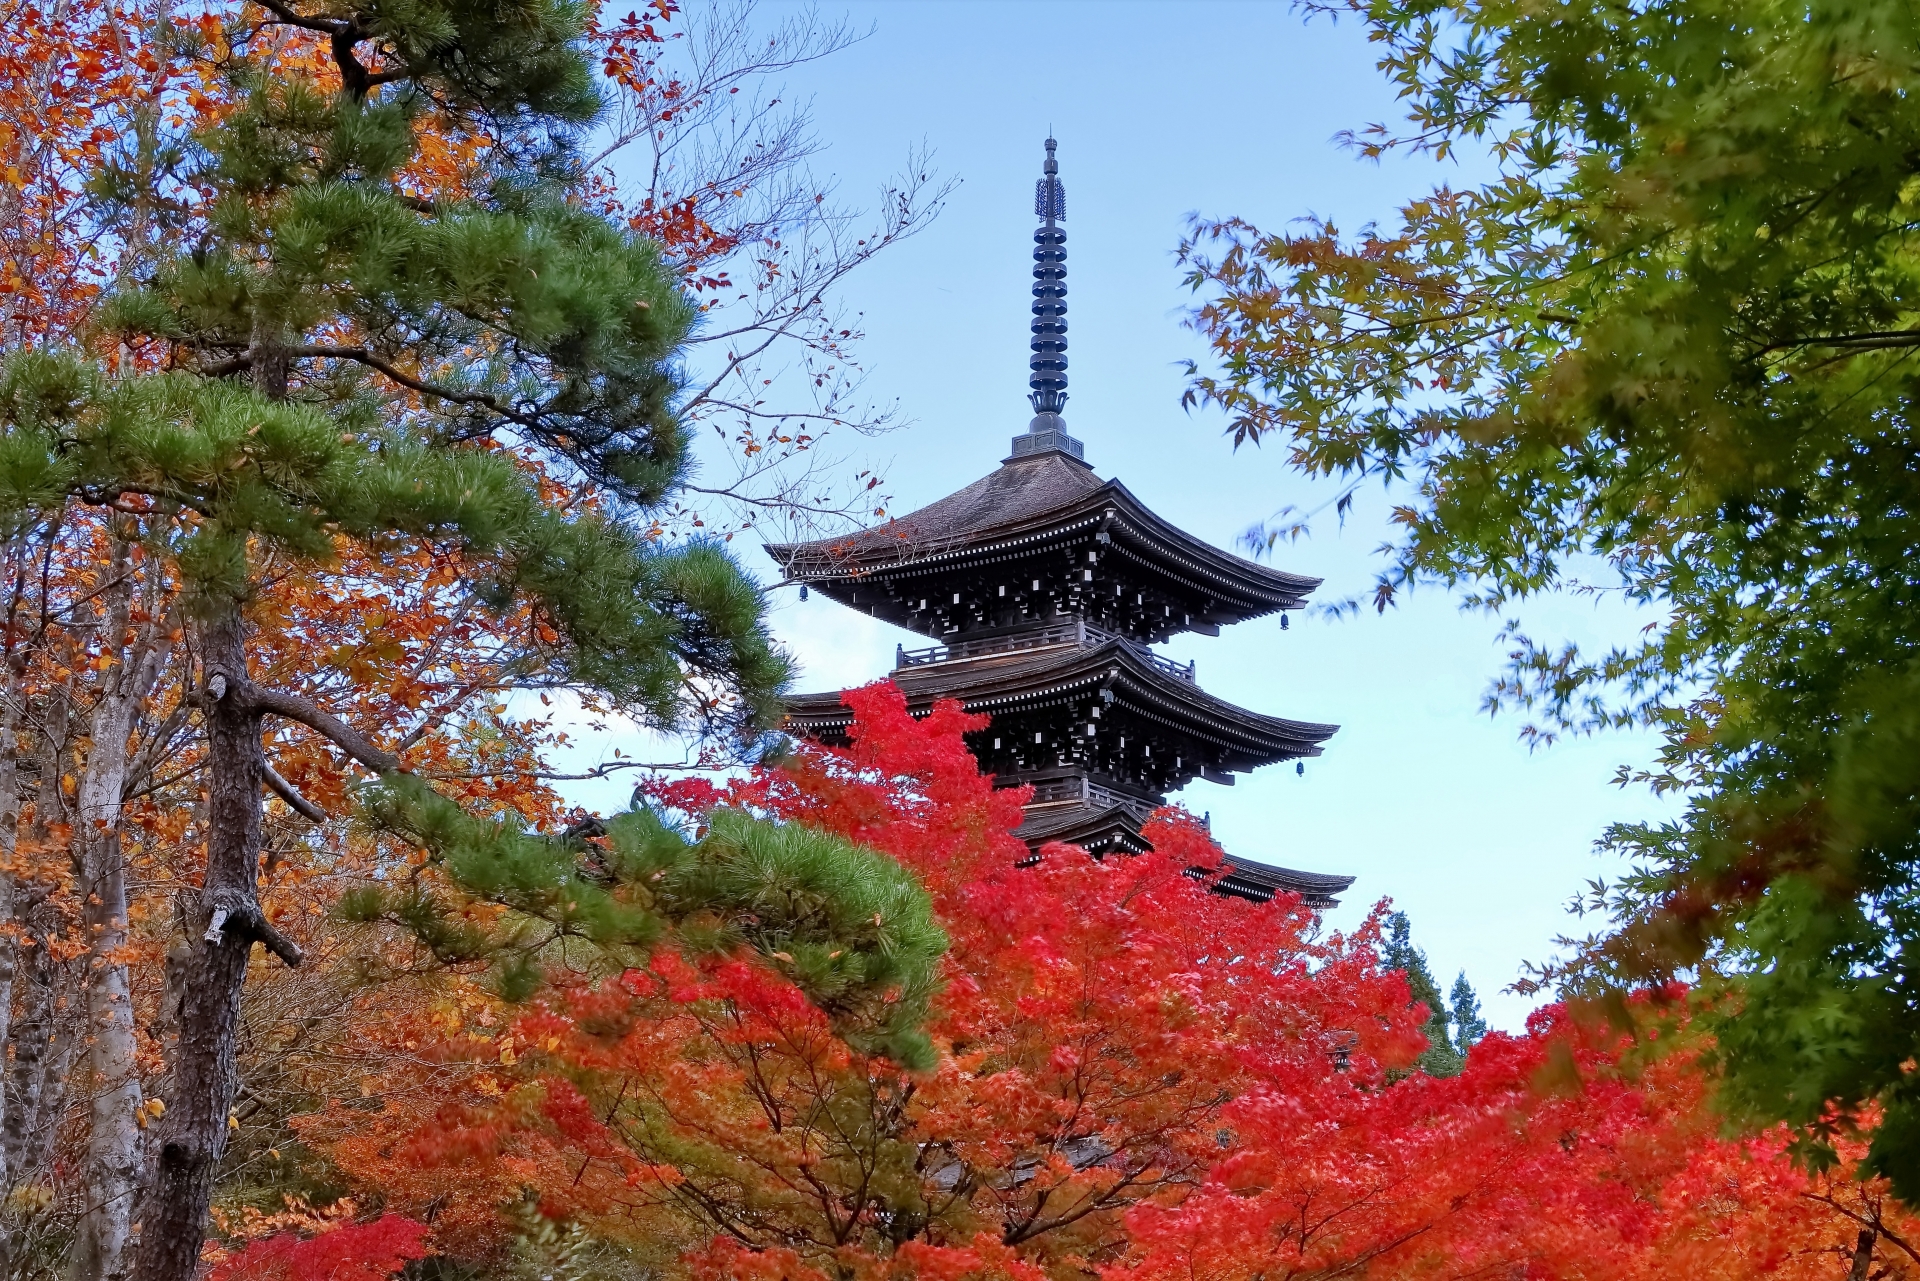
<box><xmin>764</xmin><ymin>452</ymin><xmax>1321</xmax><ymax>642</ymax></box>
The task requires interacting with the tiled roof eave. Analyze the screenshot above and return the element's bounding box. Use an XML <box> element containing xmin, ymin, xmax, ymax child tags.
<box><xmin>1221</xmin><ymin>854</ymin><xmax>1356</xmax><ymax>894</ymax></box>
<box><xmin>766</xmin><ymin>480</ymin><xmax>1320</xmax><ymax>605</ymax></box>
<box><xmin>900</xmin><ymin>643</ymin><xmax>1337</xmax><ymax>747</ymax></box>
<box><xmin>782</xmin><ymin>643</ymin><xmax>1336</xmax><ymax>762</ymax></box>
<box><xmin>770</xmin><ymin>514</ymin><xmax>1106</xmax><ymax>581</ymax></box>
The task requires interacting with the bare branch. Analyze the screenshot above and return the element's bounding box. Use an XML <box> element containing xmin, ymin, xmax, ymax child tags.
<box><xmin>253</xmin><ymin>0</ymin><xmax>345</xmax><ymax>36</ymax></box>
<box><xmin>248</xmin><ymin>687</ymin><xmax>402</xmax><ymax>774</ymax></box>
<box><xmin>262</xmin><ymin>760</ymin><xmax>326</xmax><ymax>823</ymax></box>
<box><xmin>581</xmin><ymin>1</ymin><xmax>949</xmax><ymax>539</ymax></box>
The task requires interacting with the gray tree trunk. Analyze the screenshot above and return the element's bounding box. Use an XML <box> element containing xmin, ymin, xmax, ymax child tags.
<box><xmin>72</xmin><ymin>537</ymin><xmax>174</xmax><ymax>1281</ymax></box>
<box><xmin>5</xmin><ymin>675</ymin><xmax>73</xmax><ymax>1186</ymax></box>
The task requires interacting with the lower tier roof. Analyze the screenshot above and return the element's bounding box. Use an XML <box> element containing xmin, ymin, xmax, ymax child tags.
<box><xmin>1015</xmin><ymin>801</ymin><xmax>1352</xmax><ymax>909</ymax></box>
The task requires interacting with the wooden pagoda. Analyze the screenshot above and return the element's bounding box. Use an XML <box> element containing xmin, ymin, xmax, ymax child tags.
<box><xmin>766</xmin><ymin>138</ymin><xmax>1353</xmax><ymax>908</ymax></box>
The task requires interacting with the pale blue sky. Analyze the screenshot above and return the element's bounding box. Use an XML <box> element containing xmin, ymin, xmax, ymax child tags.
<box><xmin>567</xmin><ymin>0</ymin><xmax>1679</xmax><ymax>1029</ymax></box>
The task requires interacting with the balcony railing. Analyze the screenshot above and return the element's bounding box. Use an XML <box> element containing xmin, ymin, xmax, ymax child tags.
<box><xmin>1135</xmin><ymin>649</ymin><xmax>1198</xmax><ymax>683</ymax></box>
<box><xmin>896</xmin><ymin>618</ymin><xmax>1195</xmax><ymax>682</ymax></box>
<box><xmin>1022</xmin><ymin>774</ymin><xmax>1157</xmax><ymax>817</ymax></box>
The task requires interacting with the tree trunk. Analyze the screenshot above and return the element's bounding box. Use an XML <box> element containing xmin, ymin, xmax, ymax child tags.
<box><xmin>1850</xmin><ymin>1228</ymin><xmax>1876</xmax><ymax>1281</ymax></box>
<box><xmin>26</xmin><ymin>1008</ymin><xmax>80</xmax><ymax>1172</ymax></box>
<box><xmin>5</xmin><ymin>906</ymin><xmax>82</xmax><ymax>1190</ymax></box>
<box><xmin>131</xmin><ymin>607</ymin><xmax>263</xmax><ymax>1281</ymax></box>
<box><xmin>2</xmin><ymin>897</ymin><xmax>54</xmax><ymax>1180</ymax></box>
<box><xmin>73</xmin><ymin>805</ymin><xmax>140</xmax><ymax>1281</ymax></box>
<box><xmin>73</xmin><ymin>538</ymin><xmax>167</xmax><ymax>1281</ymax></box>
<box><xmin>0</xmin><ymin>652</ymin><xmax>22</xmax><ymax>1198</ymax></box>
<box><xmin>5</xmin><ymin>675</ymin><xmax>74</xmax><ymax>1185</ymax></box>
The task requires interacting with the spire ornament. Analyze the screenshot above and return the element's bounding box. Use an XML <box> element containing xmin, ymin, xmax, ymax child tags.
<box><xmin>1010</xmin><ymin>136</ymin><xmax>1086</xmax><ymax>463</ymax></box>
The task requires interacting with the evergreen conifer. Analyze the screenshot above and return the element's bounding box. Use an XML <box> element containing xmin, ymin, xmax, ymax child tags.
<box><xmin>1383</xmin><ymin>911</ymin><xmax>1464</xmax><ymax>1077</ymax></box>
<box><xmin>1451</xmin><ymin>970</ymin><xmax>1488</xmax><ymax>1053</ymax></box>
<box><xmin>0</xmin><ymin>3</ymin><xmax>946</xmax><ymax>1275</ymax></box>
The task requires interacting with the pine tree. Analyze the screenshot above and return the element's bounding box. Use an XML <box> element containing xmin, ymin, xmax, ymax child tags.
<box><xmin>1383</xmin><ymin>911</ymin><xmax>1463</xmax><ymax>1077</ymax></box>
<box><xmin>346</xmin><ymin>790</ymin><xmax>948</xmax><ymax>1068</ymax></box>
<box><xmin>1451</xmin><ymin>970</ymin><xmax>1488</xmax><ymax>1053</ymax></box>
<box><xmin>0</xmin><ymin>2</ymin><xmax>934</xmax><ymax>1275</ymax></box>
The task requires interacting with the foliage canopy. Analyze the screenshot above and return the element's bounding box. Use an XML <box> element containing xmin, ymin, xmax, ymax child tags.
<box><xmin>1183</xmin><ymin>0</ymin><xmax>1920</xmax><ymax>1192</ymax></box>
<box><xmin>299</xmin><ymin>685</ymin><xmax>1920</xmax><ymax>1281</ymax></box>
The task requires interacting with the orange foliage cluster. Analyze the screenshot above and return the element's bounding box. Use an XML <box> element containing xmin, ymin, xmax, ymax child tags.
<box><xmin>0</xmin><ymin>0</ymin><xmax>173</xmax><ymax>343</ymax></box>
<box><xmin>585</xmin><ymin>1</ymin><xmax>745</xmax><ymax>283</ymax></box>
<box><xmin>0</xmin><ymin>0</ymin><xmax>818</xmax><ymax>1263</ymax></box>
<box><xmin>0</xmin><ymin>0</ymin><xmax>745</xmax><ymax>357</ymax></box>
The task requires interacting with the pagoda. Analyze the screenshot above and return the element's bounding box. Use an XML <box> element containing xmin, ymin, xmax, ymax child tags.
<box><xmin>766</xmin><ymin>139</ymin><xmax>1353</xmax><ymax>908</ymax></box>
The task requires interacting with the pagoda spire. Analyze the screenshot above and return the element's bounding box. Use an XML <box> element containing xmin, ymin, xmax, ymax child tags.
<box><xmin>1011</xmin><ymin>136</ymin><xmax>1085</xmax><ymax>463</ymax></box>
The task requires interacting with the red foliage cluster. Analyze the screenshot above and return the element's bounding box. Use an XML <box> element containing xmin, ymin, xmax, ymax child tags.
<box><xmin>208</xmin><ymin>1215</ymin><xmax>429</xmax><ymax>1281</ymax></box>
<box><xmin>309</xmin><ymin>685</ymin><xmax>1917</xmax><ymax>1279</ymax></box>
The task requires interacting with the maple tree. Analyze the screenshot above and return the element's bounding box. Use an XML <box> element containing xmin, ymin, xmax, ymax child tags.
<box><xmin>290</xmin><ymin>684</ymin><xmax>1920</xmax><ymax>1281</ymax></box>
<box><xmin>0</xmin><ymin>0</ymin><xmax>812</xmax><ymax>1267</ymax></box>
<box><xmin>9</xmin><ymin>1</ymin><xmax>1920</xmax><ymax>1278</ymax></box>
<box><xmin>206</xmin><ymin>1210</ymin><xmax>427</xmax><ymax>1281</ymax></box>
<box><xmin>1179</xmin><ymin>0</ymin><xmax>1920</xmax><ymax>1195</ymax></box>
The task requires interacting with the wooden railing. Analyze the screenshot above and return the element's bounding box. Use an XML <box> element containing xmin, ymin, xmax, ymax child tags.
<box><xmin>1023</xmin><ymin>774</ymin><xmax>1157</xmax><ymax>817</ymax></box>
<box><xmin>1135</xmin><ymin>649</ymin><xmax>1198</xmax><ymax>683</ymax></box>
<box><xmin>895</xmin><ymin>618</ymin><xmax>1196</xmax><ymax>682</ymax></box>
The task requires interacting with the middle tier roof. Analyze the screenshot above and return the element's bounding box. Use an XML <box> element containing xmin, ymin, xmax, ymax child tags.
<box><xmin>783</xmin><ymin>635</ymin><xmax>1337</xmax><ymax>792</ymax></box>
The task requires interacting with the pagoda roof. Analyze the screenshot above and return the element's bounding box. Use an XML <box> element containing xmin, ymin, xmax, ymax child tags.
<box><xmin>765</xmin><ymin>452</ymin><xmax>1320</xmax><ymax>627</ymax></box>
<box><xmin>1013</xmin><ymin>804</ymin><xmax>1350</xmax><ymax>908</ymax></box>
<box><xmin>783</xmin><ymin>638</ymin><xmax>1336</xmax><ymax>770</ymax></box>
<box><xmin>1017</xmin><ymin>801</ymin><xmax>1153</xmax><ymax>855</ymax></box>
<box><xmin>1213</xmin><ymin>855</ymin><xmax>1354</xmax><ymax>908</ymax></box>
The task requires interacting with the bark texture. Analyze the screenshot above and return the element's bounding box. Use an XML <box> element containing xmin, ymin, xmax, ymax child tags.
<box><xmin>1850</xmin><ymin>1228</ymin><xmax>1877</xmax><ymax>1281</ymax></box>
<box><xmin>6</xmin><ymin>677</ymin><xmax>76</xmax><ymax>1186</ymax></box>
<box><xmin>130</xmin><ymin>609</ymin><xmax>263</xmax><ymax>1281</ymax></box>
<box><xmin>0</xmin><ymin>650</ymin><xmax>21</xmax><ymax>1206</ymax></box>
<box><xmin>73</xmin><ymin>539</ymin><xmax>174</xmax><ymax>1281</ymax></box>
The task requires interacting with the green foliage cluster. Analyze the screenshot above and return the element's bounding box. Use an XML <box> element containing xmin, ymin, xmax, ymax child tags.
<box><xmin>1451</xmin><ymin>970</ymin><xmax>1488</xmax><ymax>1052</ymax></box>
<box><xmin>0</xmin><ymin>353</ymin><xmax>781</xmax><ymax>723</ymax></box>
<box><xmin>1182</xmin><ymin>0</ymin><xmax>1920</xmax><ymax>1190</ymax></box>
<box><xmin>346</xmin><ymin>786</ymin><xmax>946</xmax><ymax>1067</ymax></box>
<box><xmin>3</xmin><ymin>0</ymin><xmax>942</xmax><ymax>1273</ymax></box>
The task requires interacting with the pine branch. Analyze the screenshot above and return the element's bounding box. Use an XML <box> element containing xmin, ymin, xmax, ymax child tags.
<box><xmin>205</xmin><ymin>345</ymin><xmax>525</xmax><ymax>419</ymax></box>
